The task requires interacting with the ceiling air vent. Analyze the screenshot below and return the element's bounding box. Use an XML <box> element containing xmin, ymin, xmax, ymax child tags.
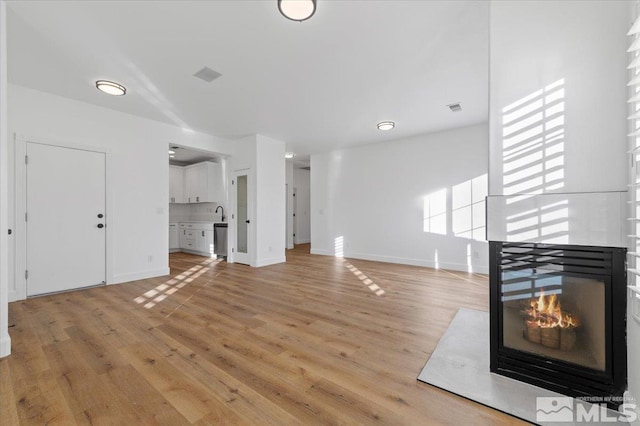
<box><xmin>447</xmin><ymin>102</ymin><xmax>462</xmax><ymax>112</ymax></box>
<box><xmin>193</xmin><ymin>66</ymin><xmax>222</xmax><ymax>83</ymax></box>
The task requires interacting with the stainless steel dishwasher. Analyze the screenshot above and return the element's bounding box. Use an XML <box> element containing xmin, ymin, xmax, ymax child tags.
<box><xmin>214</xmin><ymin>223</ymin><xmax>228</xmax><ymax>258</ymax></box>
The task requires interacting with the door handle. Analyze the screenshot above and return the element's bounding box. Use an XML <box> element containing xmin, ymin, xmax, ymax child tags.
<box><xmin>246</xmin><ymin>220</ymin><xmax>250</xmax><ymax>224</ymax></box>
<box><xmin>97</xmin><ymin>213</ymin><xmax>104</xmax><ymax>218</ymax></box>
<box><xmin>97</xmin><ymin>224</ymin><xmax>104</xmax><ymax>229</ymax></box>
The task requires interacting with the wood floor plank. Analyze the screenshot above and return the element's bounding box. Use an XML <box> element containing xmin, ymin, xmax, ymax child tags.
<box><xmin>42</xmin><ymin>339</ymin><xmax>142</xmax><ymax>426</ymax></box>
<box><xmin>0</xmin><ymin>358</ymin><xmax>21</xmax><ymax>426</ymax></box>
<box><xmin>119</xmin><ymin>341</ymin><xmax>246</xmax><ymax>424</ymax></box>
<box><xmin>2</xmin><ymin>245</ymin><xmax>524</xmax><ymax>425</ymax></box>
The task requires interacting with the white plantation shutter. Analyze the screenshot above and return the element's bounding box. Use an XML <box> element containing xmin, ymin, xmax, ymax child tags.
<box><xmin>628</xmin><ymin>14</ymin><xmax>640</xmax><ymax>322</ymax></box>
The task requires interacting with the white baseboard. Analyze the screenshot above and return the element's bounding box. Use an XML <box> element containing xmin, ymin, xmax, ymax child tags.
<box><xmin>255</xmin><ymin>256</ymin><xmax>286</xmax><ymax>267</ymax></box>
<box><xmin>308</xmin><ymin>249</ymin><xmax>488</xmax><ymax>274</ymax></box>
<box><xmin>169</xmin><ymin>248</ymin><xmax>181</xmax><ymax>253</ymax></box>
<box><xmin>179</xmin><ymin>249</ymin><xmax>214</xmax><ymax>258</ymax></box>
<box><xmin>295</xmin><ymin>238</ymin><xmax>311</xmax><ymax>244</ymax></box>
<box><xmin>287</xmin><ymin>244</ymin><xmax>294</xmax><ymax>250</ymax></box>
<box><xmin>0</xmin><ymin>333</ymin><xmax>11</xmax><ymax>358</ymax></box>
<box><xmin>110</xmin><ymin>267</ymin><xmax>170</xmax><ymax>285</ymax></box>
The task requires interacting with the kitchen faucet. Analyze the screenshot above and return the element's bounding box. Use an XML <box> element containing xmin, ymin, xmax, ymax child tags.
<box><xmin>215</xmin><ymin>205</ymin><xmax>225</xmax><ymax>222</ymax></box>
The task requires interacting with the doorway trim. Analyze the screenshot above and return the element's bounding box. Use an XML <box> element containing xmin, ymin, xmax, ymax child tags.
<box><xmin>13</xmin><ymin>134</ymin><xmax>113</xmax><ymax>301</ymax></box>
<box><xmin>230</xmin><ymin>168</ymin><xmax>253</xmax><ymax>266</ymax></box>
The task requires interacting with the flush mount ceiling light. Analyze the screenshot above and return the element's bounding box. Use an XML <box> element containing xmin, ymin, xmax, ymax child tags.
<box><xmin>278</xmin><ymin>0</ymin><xmax>316</xmax><ymax>22</ymax></box>
<box><xmin>95</xmin><ymin>80</ymin><xmax>126</xmax><ymax>96</ymax></box>
<box><xmin>377</xmin><ymin>121</ymin><xmax>395</xmax><ymax>131</ymax></box>
<box><xmin>168</xmin><ymin>150</ymin><xmax>176</xmax><ymax>154</ymax></box>
<box><xmin>285</xmin><ymin>152</ymin><xmax>296</xmax><ymax>159</ymax></box>
<box><xmin>169</xmin><ymin>155</ymin><xmax>175</xmax><ymax>158</ymax></box>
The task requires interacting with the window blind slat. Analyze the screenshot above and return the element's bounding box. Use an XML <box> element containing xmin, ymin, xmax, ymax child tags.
<box><xmin>629</xmin><ymin>74</ymin><xmax>640</xmax><ymax>86</ymax></box>
<box><xmin>628</xmin><ymin>55</ymin><xmax>640</xmax><ymax>69</ymax></box>
<box><xmin>628</xmin><ymin>37</ymin><xmax>640</xmax><ymax>52</ymax></box>
<box><xmin>628</xmin><ymin>16</ymin><xmax>640</xmax><ymax>36</ymax></box>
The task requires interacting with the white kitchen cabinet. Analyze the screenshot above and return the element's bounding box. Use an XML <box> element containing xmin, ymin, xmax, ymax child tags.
<box><xmin>200</xmin><ymin>230</ymin><xmax>214</xmax><ymax>255</ymax></box>
<box><xmin>169</xmin><ymin>223</ymin><xmax>179</xmax><ymax>251</ymax></box>
<box><xmin>169</xmin><ymin>165</ymin><xmax>184</xmax><ymax>203</ymax></box>
<box><xmin>178</xmin><ymin>222</ymin><xmax>214</xmax><ymax>256</ymax></box>
<box><xmin>183</xmin><ymin>161</ymin><xmax>222</xmax><ymax>203</ymax></box>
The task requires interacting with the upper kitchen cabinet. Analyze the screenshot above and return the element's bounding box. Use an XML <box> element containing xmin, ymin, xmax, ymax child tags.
<box><xmin>169</xmin><ymin>165</ymin><xmax>184</xmax><ymax>204</ymax></box>
<box><xmin>183</xmin><ymin>161</ymin><xmax>223</xmax><ymax>203</ymax></box>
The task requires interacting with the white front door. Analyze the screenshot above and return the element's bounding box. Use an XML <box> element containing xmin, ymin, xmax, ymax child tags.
<box><xmin>233</xmin><ymin>170</ymin><xmax>251</xmax><ymax>265</ymax></box>
<box><xmin>26</xmin><ymin>142</ymin><xmax>106</xmax><ymax>296</ymax></box>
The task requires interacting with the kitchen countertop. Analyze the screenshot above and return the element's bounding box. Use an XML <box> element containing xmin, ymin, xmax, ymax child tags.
<box><xmin>170</xmin><ymin>220</ymin><xmax>228</xmax><ymax>225</ymax></box>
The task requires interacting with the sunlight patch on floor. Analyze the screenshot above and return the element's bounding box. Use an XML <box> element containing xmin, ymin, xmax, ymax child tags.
<box><xmin>133</xmin><ymin>257</ymin><xmax>222</xmax><ymax>309</ymax></box>
<box><xmin>342</xmin><ymin>260</ymin><xmax>385</xmax><ymax>296</ymax></box>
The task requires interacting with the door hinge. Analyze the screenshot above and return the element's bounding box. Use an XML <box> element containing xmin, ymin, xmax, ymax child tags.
<box><xmin>25</xmin><ymin>270</ymin><xmax>28</xmax><ymax>279</ymax></box>
<box><xmin>232</xmin><ymin>248</ymin><xmax>235</xmax><ymax>253</ymax></box>
<box><xmin>232</xmin><ymin>180</ymin><xmax>235</xmax><ymax>185</ymax></box>
<box><xmin>25</xmin><ymin>212</ymin><xmax>27</xmax><ymax>222</ymax></box>
<box><xmin>24</xmin><ymin>155</ymin><xmax>28</xmax><ymax>165</ymax></box>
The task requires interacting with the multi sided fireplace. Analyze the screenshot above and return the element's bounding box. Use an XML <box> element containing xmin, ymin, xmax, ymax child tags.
<box><xmin>489</xmin><ymin>242</ymin><xmax>627</xmax><ymax>407</ymax></box>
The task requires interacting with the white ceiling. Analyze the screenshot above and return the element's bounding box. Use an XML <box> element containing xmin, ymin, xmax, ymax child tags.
<box><xmin>7</xmin><ymin>0</ymin><xmax>489</xmax><ymax>156</ymax></box>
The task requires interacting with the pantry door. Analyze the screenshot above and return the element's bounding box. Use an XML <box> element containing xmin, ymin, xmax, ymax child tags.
<box><xmin>26</xmin><ymin>142</ymin><xmax>106</xmax><ymax>296</ymax></box>
<box><xmin>233</xmin><ymin>170</ymin><xmax>251</xmax><ymax>265</ymax></box>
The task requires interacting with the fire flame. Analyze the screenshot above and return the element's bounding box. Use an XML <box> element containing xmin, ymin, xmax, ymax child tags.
<box><xmin>525</xmin><ymin>291</ymin><xmax>579</xmax><ymax>329</ymax></box>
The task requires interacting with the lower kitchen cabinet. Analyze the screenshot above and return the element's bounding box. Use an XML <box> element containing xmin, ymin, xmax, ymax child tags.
<box><xmin>177</xmin><ymin>222</ymin><xmax>214</xmax><ymax>256</ymax></box>
<box><xmin>169</xmin><ymin>223</ymin><xmax>179</xmax><ymax>251</ymax></box>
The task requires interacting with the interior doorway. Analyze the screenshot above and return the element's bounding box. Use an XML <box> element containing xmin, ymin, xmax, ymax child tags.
<box><xmin>232</xmin><ymin>169</ymin><xmax>251</xmax><ymax>265</ymax></box>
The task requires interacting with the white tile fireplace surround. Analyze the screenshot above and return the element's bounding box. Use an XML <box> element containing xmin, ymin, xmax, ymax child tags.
<box><xmin>486</xmin><ymin>192</ymin><xmax>627</xmax><ymax>248</ymax></box>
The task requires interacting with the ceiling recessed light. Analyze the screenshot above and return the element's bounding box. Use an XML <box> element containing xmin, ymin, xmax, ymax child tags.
<box><xmin>95</xmin><ymin>80</ymin><xmax>126</xmax><ymax>96</ymax></box>
<box><xmin>377</xmin><ymin>121</ymin><xmax>395</xmax><ymax>131</ymax></box>
<box><xmin>285</xmin><ymin>152</ymin><xmax>296</xmax><ymax>159</ymax></box>
<box><xmin>169</xmin><ymin>150</ymin><xmax>176</xmax><ymax>154</ymax></box>
<box><xmin>447</xmin><ymin>102</ymin><xmax>462</xmax><ymax>112</ymax></box>
<box><xmin>278</xmin><ymin>0</ymin><xmax>316</xmax><ymax>22</ymax></box>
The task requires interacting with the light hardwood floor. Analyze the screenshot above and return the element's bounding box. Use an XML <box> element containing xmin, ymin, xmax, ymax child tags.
<box><xmin>0</xmin><ymin>245</ymin><xmax>524</xmax><ymax>425</ymax></box>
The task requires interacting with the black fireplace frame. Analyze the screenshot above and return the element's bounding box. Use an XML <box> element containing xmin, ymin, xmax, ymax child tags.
<box><xmin>489</xmin><ymin>242</ymin><xmax>627</xmax><ymax>407</ymax></box>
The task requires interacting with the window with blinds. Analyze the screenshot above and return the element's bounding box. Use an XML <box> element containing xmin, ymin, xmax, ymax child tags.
<box><xmin>628</xmin><ymin>13</ymin><xmax>640</xmax><ymax>323</ymax></box>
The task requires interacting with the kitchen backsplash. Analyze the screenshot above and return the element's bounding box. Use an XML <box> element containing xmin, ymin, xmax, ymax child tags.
<box><xmin>169</xmin><ymin>202</ymin><xmax>223</xmax><ymax>222</ymax></box>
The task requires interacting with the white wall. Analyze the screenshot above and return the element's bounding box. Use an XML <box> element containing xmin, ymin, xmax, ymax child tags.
<box><xmin>311</xmin><ymin>124</ymin><xmax>489</xmax><ymax>273</ymax></box>
<box><xmin>629</xmin><ymin>1</ymin><xmax>640</xmax><ymax>420</ymax></box>
<box><xmin>8</xmin><ymin>84</ymin><xmax>233</xmax><ymax>299</ymax></box>
<box><xmin>255</xmin><ymin>135</ymin><xmax>286</xmax><ymax>267</ymax></box>
<box><xmin>229</xmin><ymin>135</ymin><xmax>257</xmax><ymax>265</ymax></box>
<box><xmin>228</xmin><ymin>134</ymin><xmax>285</xmax><ymax>267</ymax></box>
<box><xmin>489</xmin><ymin>0</ymin><xmax>628</xmax><ymax>196</ymax></box>
<box><xmin>293</xmin><ymin>168</ymin><xmax>310</xmax><ymax>244</ymax></box>
<box><xmin>286</xmin><ymin>161</ymin><xmax>294</xmax><ymax>249</ymax></box>
<box><xmin>489</xmin><ymin>0</ymin><xmax>636</xmax><ymax>415</ymax></box>
<box><xmin>0</xmin><ymin>0</ymin><xmax>11</xmax><ymax>357</ymax></box>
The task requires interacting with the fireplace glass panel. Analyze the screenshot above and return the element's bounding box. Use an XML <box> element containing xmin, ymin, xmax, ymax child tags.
<box><xmin>501</xmin><ymin>268</ymin><xmax>606</xmax><ymax>372</ymax></box>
